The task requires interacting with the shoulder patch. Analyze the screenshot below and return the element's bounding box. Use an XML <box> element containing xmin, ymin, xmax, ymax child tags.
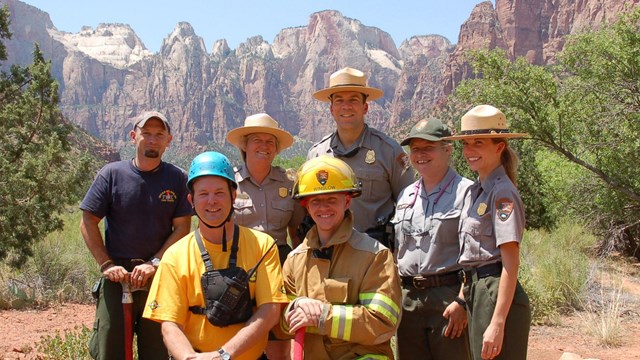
<box><xmin>496</xmin><ymin>197</ymin><xmax>514</xmax><ymax>222</ymax></box>
<box><xmin>397</xmin><ymin>153</ymin><xmax>410</xmax><ymax>173</ymax></box>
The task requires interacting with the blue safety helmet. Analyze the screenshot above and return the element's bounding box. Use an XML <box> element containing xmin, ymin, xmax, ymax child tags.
<box><xmin>187</xmin><ymin>151</ymin><xmax>237</xmax><ymax>191</ymax></box>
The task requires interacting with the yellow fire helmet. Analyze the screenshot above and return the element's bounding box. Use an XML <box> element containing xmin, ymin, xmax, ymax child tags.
<box><xmin>292</xmin><ymin>156</ymin><xmax>362</xmax><ymax>199</ymax></box>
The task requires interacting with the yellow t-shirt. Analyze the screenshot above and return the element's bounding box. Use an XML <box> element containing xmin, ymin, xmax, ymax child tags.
<box><xmin>143</xmin><ymin>226</ymin><xmax>288</xmax><ymax>359</ymax></box>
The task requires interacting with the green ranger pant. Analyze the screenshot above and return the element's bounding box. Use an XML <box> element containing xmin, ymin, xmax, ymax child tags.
<box><xmin>397</xmin><ymin>283</ymin><xmax>472</xmax><ymax>360</ymax></box>
<box><xmin>463</xmin><ymin>275</ymin><xmax>530</xmax><ymax>360</ymax></box>
<box><xmin>89</xmin><ymin>277</ymin><xmax>167</xmax><ymax>360</ymax></box>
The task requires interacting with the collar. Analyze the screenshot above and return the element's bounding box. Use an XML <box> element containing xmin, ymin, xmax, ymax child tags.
<box><xmin>421</xmin><ymin>167</ymin><xmax>457</xmax><ymax>199</ymax></box>
<box><xmin>329</xmin><ymin>125</ymin><xmax>370</xmax><ymax>155</ymax></box>
<box><xmin>480</xmin><ymin>165</ymin><xmax>508</xmax><ymax>193</ymax></box>
<box><xmin>305</xmin><ymin>210</ymin><xmax>354</xmax><ymax>249</ymax></box>
<box><xmin>236</xmin><ymin>164</ymin><xmax>282</xmax><ymax>185</ymax></box>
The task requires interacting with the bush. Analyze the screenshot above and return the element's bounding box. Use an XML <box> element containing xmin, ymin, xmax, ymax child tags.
<box><xmin>36</xmin><ymin>325</ymin><xmax>92</xmax><ymax>359</ymax></box>
<box><xmin>520</xmin><ymin>221</ymin><xmax>596</xmax><ymax>324</ymax></box>
<box><xmin>0</xmin><ymin>208</ymin><xmax>98</xmax><ymax>309</ymax></box>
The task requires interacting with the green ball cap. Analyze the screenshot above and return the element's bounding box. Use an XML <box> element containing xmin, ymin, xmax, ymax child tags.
<box><xmin>400</xmin><ymin>118</ymin><xmax>451</xmax><ymax>146</ymax></box>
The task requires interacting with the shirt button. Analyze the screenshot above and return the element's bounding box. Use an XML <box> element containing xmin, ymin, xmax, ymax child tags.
<box><xmin>260</xmin><ymin>204</ymin><xmax>264</xmax><ymax>207</ymax></box>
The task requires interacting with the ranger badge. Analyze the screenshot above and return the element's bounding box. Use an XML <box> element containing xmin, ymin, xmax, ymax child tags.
<box><xmin>365</xmin><ymin>149</ymin><xmax>376</xmax><ymax>164</ymax></box>
<box><xmin>477</xmin><ymin>202</ymin><xmax>487</xmax><ymax>216</ymax></box>
<box><xmin>279</xmin><ymin>187</ymin><xmax>288</xmax><ymax>198</ymax></box>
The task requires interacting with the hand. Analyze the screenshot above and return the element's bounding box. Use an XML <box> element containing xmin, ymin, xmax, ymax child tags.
<box><xmin>102</xmin><ymin>265</ymin><xmax>128</xmax><ymax>283</ymax></box>
<box><xmin>286</xmin><ymin>298</ymin><xmax>324</xmax><ymax>333</ymax></box>
<box><xmin>129</xmin><ymin>262</ymin><xmax>156</xmax><ymax>289</ymax></box>
<box><xmin>442</xmin><ymin>301</ymin><xmax>468</xmax><ymax>338</ymax></box>
<box><xmin>481</xmin><ymin>321</ymin><xmax>504</xmax><ymax>359</ymax></box>
<box><xmin>185</xmin><ymin>352</ymin><xmax>220</xmax><ymax>360</ymax></box>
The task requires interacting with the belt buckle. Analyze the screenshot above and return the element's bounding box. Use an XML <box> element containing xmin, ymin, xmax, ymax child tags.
<box><xmin>412</xmin><ymin>275</ymin><xmax>426</xmax><ymax>289</ymax></box>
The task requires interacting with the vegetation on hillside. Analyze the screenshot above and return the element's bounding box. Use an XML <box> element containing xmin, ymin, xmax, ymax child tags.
<box><xmin>0</xmin><ymin>6</ymin><xmax>93</xmax><ymax>266</ymax></box>
<box><xmin>446</xmin><ymin>7</ymin><xmax>640</xmax><ymax>259</ymax></box>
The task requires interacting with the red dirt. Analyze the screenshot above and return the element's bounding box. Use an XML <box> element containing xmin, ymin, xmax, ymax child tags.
<box><xmin>1</xmin><ymin>266</ymin><xmax>639</xmax><ymax>359</ymax></box>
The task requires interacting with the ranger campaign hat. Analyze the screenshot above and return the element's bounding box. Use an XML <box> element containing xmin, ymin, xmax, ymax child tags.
<box><xmin>226</xmin><ymin>113</ymin><xmax>294</xmax><ymax>151</ymax></box>
<box><xmin>444</xmin><ymin>105</ymin><xmax>527</xmax><ymax>140</ymax></box>
<box><xmin>313</xmin><ymin>67</ymin><xmax>384</xmax><ymax>102</ymax></box>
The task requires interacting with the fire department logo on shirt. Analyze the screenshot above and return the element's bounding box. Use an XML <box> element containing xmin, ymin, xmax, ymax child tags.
<box><xmin>316</xmin><ymin>170</ymin><xmax>329</xmax><ymax>185</ymax></box>
<box><xmin>148</xmin><ymin>300</ymin><xmax>160</xmax><ymax>311</ymax></box>
<box><xmin>158</xmin><ymin>190</ymin><xmax>177</xmax><ymax>202</ymax></box>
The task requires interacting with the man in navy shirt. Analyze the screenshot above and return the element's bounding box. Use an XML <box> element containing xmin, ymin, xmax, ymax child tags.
<box><xmin>80</xmin><ymin>111</ymin><xmax>192</xmax><ymax>359</ymax></box>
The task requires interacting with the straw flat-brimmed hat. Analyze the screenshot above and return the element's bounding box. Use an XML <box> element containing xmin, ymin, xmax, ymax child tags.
<box><xmin>313</xmin><ymin>67</ymin><xmax>384</xmax><ymax>102</ymax></box>
<box><xmin>443</xmin><ymin>105</ymin><xmax>528</xmax><ymax>140</ymax></box>
<box><xmin>226</xmin><ymin>113</ymin><xmax>294</xmax><ymax>151</ymax></box>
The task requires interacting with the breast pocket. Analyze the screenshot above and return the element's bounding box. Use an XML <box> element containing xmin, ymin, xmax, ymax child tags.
<box><xmin>270</xmin><ymin>199</ymin><xmax>294</xmax><ymax>228</ymax></box>
<box><xmin>357</xmin><ymin>166</ymin><xmax>387</xmax><ymax>201</ymax></box>
<box><xmin>233</xmin><ymin>197</ymin><xmax>254</xmax><ymax>217</ymax></box>
<box><xmin>324</xmin><ymin>278</ymin><xmax>350</xmax><ymax>304</ymax></box>
<box><xmin>460</xmin><ymin>214</ymin><xmax>494</xmax><ymax>258</ymax></box>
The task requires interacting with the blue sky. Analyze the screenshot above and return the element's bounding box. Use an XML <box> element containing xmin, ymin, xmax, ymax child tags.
<box><xmin>23</xmin><ymin>0</ymin><xmax>493</xmax><ymax>53</ymax></box>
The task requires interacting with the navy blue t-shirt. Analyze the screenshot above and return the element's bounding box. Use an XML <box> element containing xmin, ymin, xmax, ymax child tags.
<box><xmin>80</xmin><ymin>160</ymin><xmax>192</xmax><ymax>259</ymax></box>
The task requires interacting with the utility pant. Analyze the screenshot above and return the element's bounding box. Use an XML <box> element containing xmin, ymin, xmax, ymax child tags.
<box><xmin>397</xmin><ymin>283</ymin><xmax>471</xmax><ymax>360</ymax></box>
<box><xmin>463</xmin><ymin>274</ymin><xmax>531</xmax><ymax>360</ymax></box>
<box><xmin>89</xmin><ymin>277</ymin><xmax>167</xmax><ymax>360</ymax></box>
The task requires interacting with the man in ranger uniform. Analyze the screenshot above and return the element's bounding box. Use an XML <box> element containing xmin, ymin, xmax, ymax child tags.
<box><xmin>280</xmin><ymin>156</ymin><xmax>402</xmax><ymax>359</ymax></box>
<box><xmin>307</xmin><ymin>67</ymin><xmax>415</xmax><ymax>248</ymax></box>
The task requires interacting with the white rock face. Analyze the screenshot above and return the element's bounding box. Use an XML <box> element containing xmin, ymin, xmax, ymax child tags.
<box><xmin>49</xmin><ymin>23</ymin><xmax>152</xmax><ymax>69</ymax></box>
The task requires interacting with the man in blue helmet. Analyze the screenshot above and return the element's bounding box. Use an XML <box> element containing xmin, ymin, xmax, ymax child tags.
<box><xmin>144</xmin><ymin>151</ymin><xmax>288</xmax><ymax>360</ymax></box>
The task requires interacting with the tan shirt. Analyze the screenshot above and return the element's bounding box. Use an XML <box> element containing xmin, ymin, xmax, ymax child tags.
<box><xmin>233</xmin><ymin>165</ymin><xmax>305</xmax><ymax>246</ymax></box>
<box><xmin>307</xmin><ymin>125</ymin><xmax>415</xmax><ymax>232</ymax></box>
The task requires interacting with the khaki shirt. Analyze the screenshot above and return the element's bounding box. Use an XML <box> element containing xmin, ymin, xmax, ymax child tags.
<box><xmin>393</xmin><ymin>168</ymin><xmax>473</xmax><ymax>276</ymax></box>
<box><xmin>458</xmin><ymin>166</ymin><xmax>525</xmax><ymax>267</ymax></box>
<box><xmin>307</xmin><ymin>125</ymin><xmax>415</xmax><ymax>232</ymax></box>
<box><xmin>281</xmin><ymin>211</ymin><xmax>402</xmax><ymax>359</ymax></box>
<box><xmin>233</xmin><ymin>165</ymin><xmax>305</xmax><ymax>246</ymax></box>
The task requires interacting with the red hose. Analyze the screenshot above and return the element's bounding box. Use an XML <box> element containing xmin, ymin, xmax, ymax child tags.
<box><xmin>121</xmin><ymin>282</ymin><xmax>134</xmax><ymax>360</ymax></box>
<box><xmin>293</xmin><ymin>327</ymin><xmax>306</xmax><ymax>360</ymax></box>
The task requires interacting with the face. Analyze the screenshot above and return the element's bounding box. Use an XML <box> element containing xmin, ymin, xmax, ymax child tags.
<box><xmin>409</xmin><ymin>139</ymin><xmax>451</xmax><ymax>178</ymax></box>
<box><xmin>462</xmin><ymin>138</ymin><xmax>505</xmax><ymax>178</ymax></box>
<box><xmin>329</xmin><ymin>91</ymin><xmax>368</xmax><ymax>132</ymax></box>
<box><xmin>243</xmin><ymin>133</ymin><xmax>278</xmax><ymax>165</ymax></box>
<box><xmin>305</xmin><ymin>193</ymin><xmax>351</xmax><ymax>235</ymax></box>
<box><xmin>130</xmin><ymin>118</ymin><xmax>172</xmax><ymax>159</ymax></box>
<box><xmin>188</xmin><ymin>176</ymin><xmax>236</xmax><ymax>227</ymax></box>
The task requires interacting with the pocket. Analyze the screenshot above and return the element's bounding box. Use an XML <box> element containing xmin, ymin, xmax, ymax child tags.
<box><xmin>357</xmin><ymin>166</ymin><xmax>386</xmax><ymax>200</ymax></box>
<box><xmin>233</xmin><ymin>197</ymin><xmax>254</xmax><ymax>213</ymax></box>
<box><xmin>89</xmin><ymin>318</ymin><xmax>99</xmax><ymax>359</ymax></box>
<box><xmin>324</xmin><ymin>278</ymin><xmax>350</xmax><ymax>304</ymax></box>
<box><xmin>271</xmin><ymin>200</ymin><xmax>294</xmax><ymax>228</ymax></box>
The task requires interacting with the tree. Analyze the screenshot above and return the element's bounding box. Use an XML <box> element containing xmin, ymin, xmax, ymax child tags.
<box><xmin>0</xmin><ymin>6</ymin><xmax>92</xmax><ymax>266</ymax></box>
<box><xmin>449</xmin><ymin>7</ymin><xmax>640</xmax><ymax>258</ymax></box>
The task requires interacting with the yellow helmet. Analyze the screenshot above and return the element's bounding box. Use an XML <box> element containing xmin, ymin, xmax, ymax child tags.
<box><xmin>292</xmin><ymin>156</ymin><xmax>362</xmax><ymax>199</ymax></box>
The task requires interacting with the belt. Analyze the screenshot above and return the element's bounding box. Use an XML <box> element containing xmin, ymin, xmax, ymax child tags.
<box><xmin>401</xmin><ymin>270</ymin><xmax>461</xmax><ymax>289</ymax></box>
<box><xmin>459</xmin><ymin>262</ymin><xmax>503</xmax><ymax>284</ymax></box>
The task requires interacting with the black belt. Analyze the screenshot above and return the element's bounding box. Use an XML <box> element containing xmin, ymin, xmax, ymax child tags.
<box><xmin>459</xmin><ymin>262</ymin><xmax>503</xmax><ymax>284</ymax></box>
<box><xmin>401</xmin><ymin>270</ymin><xmax>461</xmax><ymax>289</ymax></box>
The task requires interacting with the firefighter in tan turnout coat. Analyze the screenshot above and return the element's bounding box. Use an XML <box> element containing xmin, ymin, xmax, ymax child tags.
<box><xmin>280</xmin><ymin>156</ymin><xmax>402</xmax><ymax>359</ymax></box>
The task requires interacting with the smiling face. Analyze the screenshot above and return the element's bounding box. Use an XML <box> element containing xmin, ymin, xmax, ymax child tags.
<box><xmin>188</xmin><ymin>176</ymin><xmax>236</xmax><ymax>228</ymax></box>
<box><xmin>329</xmin><ymin>91</ymin><xmax>368</xmax><ymax>133</ymax></box>
<box><xmin>243</xmin><ymin>132</ymin><xmax>278</xmax><ymax>166</ymax></box>
<box><xmin>462</xmin><ymin>138</ymin><xmax>506</xmax><ymax>180</ymax></box>
<box><xmin>131</xmin><ymin>118</ymin><xmax>172</xmax><ymax>159</ymax></box>
<box><xmin>409</xmin><ymin>138</ymin><xmax>451</xmax><ymax>180</ymax></box>
<box><xmin>304</xmin><ymin>192</ymin><xmax>351</xmax><ymax>244</ymax></box>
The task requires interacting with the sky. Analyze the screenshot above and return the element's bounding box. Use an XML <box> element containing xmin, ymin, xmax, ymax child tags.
<box><xmin>22</xmin><ymin>0</ymin><xmax>493</xmax><ymax>53</ymax></box>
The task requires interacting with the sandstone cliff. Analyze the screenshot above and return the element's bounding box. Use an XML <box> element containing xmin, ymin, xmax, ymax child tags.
<box><xmin>2</xmin><ymin>0</ymin><xmax>638</xmax><ymax>151</ymax></box>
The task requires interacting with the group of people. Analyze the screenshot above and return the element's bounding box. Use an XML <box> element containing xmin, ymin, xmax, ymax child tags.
<box><xmin>80</xmin><ymin>67</ymin><xmax>531</xmax><ymax>360</ymax></box>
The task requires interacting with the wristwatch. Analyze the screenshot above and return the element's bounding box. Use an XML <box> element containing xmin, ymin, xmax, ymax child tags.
<box><xmin>217</xmin><ymin>348</ymin><xmax>231</xmax><ymax>360</ymax></box>
<box><xmin>150</xmin><ymin>257</ymin><xmax>161</xmax><ymax>268</ymax></box>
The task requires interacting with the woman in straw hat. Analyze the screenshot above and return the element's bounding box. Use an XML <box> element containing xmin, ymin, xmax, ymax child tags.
<box><xmin>444</xmin><ymin>105</ymin><xmax>531</xmax><ymax>360</ymax></box>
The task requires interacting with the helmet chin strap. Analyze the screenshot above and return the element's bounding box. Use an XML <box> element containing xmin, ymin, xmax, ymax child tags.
<box><xmin>194</xmin><ymin>192</ymin><xmax>235</xmax><ymax>252</ymax></box>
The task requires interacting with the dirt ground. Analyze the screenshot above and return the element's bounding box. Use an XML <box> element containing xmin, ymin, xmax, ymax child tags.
<box><xmin>1</xmin><ymin>263</ymin><xmax>639</xmax><ymax>360</ymax></box>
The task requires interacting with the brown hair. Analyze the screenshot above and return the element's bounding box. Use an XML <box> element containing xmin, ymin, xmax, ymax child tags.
<box><xmin>493</xmin><ymin>138</ymin><xmax>520</xmax><ymax>186</ymax></box>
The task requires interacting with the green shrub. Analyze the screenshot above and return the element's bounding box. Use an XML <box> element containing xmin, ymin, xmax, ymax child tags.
<box><xmin>36</xmin><ymin>325</ymin><xmax>92</xmax><ymax>359</ymax></box>
<box><xmin>520</xmin><ymin>220</ymin><xmax>596</xmax><ymax>324</ymax></box>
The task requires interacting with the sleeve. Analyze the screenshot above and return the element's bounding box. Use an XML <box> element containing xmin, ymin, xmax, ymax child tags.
<box><xmin>254</xmin><ymin>235</ymin><xmax>289</xmax><ymax>307</ymax></box>
<box><xmin>173</xmin><ymin>169</ymin><xmax>194</xmax><ymax>218</ymax></box>
<box><xmin>79</xmin><ymin>167</ymin><xmax>110</xmax><ymax>218</ymax></box>
<box><xmin>143</xmin><ymin>248</ymin><xmax>190</xmax><ymax>326</ymax></box>
<box><xmin>390</xmin><ymin>145</ymin><xmax>416</xmax><ymax>202</ymax></box>
<box><xmin>317</xmin><ymin>250</ymin><xmax>402</xmax><ymax>345</ymax></box>
<box><xmin>275</xmin><ymin>255</ymin><xmax>298</xmax><ymax>339</ymax></box>
<box><xmin>492</xmin><ymin>187</ymin><xmax>526</xmax><ymax>246</ymax></box>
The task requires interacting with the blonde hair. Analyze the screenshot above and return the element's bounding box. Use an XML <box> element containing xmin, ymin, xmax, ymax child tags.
<box><xmin>493</xmin><ymin>139</ymin><xmax>519</xmax><ymax>186</ymax></box>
